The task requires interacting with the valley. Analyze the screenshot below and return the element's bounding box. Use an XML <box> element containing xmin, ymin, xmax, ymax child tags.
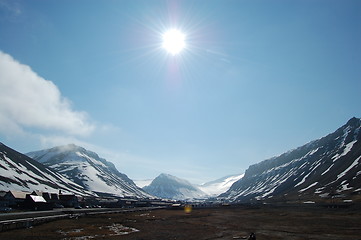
<box><xmin>0</xmin><ymin>204</ymin><xmax>360</xmax><ymax>239</ymax></box>
<box><xmin>1</xmin><ymin>2</ymin><xmax>360</xmax><ymax>239</ymax></box>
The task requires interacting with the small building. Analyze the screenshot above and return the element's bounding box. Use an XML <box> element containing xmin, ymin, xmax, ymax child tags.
<box><xmin>59</xmin><ymin>194</ymin><xmax>79</xmax><ymax>207</ymax></box>
<box><xmin>25</xmin><ymin>194</ymin><xmax>51</xmax><ymax>210</ymax></box>
<box><xmin>40</xmin><ymin>192</ymin><xmax>60</xmax><ymax>204</ymax></box>
<box><xmin>0</xmin><ymin>191</ymin><xmax>7</xmax><ymax>202</ymax></box>
<box><xmin>0</xmin><ymin>191</ymin><xmax>10</xmax><ymax>210</ymax></box>
<box><xmin>31</xmin><ymin>190</ymin><xmax>44</xmax><ymax>197</ymax></box>
<box><xmin>135</xmin><ymin>201</ymin><xmax>151</xmax><ymax>207</ymax></box>
<box><xmin>4</xmin><ymin>191</ymin><xmax>31</xmax><ymax>208</ymax></box>
<box><xmin>50</xmin><ymin>193</ymin><xmax>59</xmax><ymax>202</ymax></box>
<box><xmin>41</xmin><ymin>192</ymin><xmax>52</xmax><ymax>201</ymax></box>
<box><xmin>118</xmin><ymin>198</ymin><xmax>138</xmax><ymax>208</ymax></box>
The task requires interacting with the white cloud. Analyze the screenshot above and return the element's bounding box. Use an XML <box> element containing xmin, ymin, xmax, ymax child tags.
<box><xmin>0</xmin><ymin>51</ymin><xmax>95</xmax><ymax>136</ymax></box>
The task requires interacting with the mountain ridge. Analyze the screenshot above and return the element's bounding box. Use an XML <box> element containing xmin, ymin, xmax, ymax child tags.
<box><xmin>143</xmin><ymin>173</ymin><xmax>206</xmax><ymax>200</ymax></box>
<box><xmin>0</xmin><ymin>142</ymin><xmax>92</xmax><ymax>195</ymax></box>
<box><xmin>27</xmin><ymin>144</ymin><xmax>152</xmax><ymax>198</ymax></box>
<box><xmin>220</xmin><ymin>117</ymin><xmax>361</xmax><ymax>202</ymax></box>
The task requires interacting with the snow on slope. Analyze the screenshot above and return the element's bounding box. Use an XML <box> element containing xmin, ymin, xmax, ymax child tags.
<box><xmin>0</xmin><ymin>142</ymin><xmax>92</xmax><ymax>195</ymax></box>
<box><xmin>27</xmin><ymin>144</ymin><xmax>152</xmax><ymax>198</ymax></box>
<box><xmin>220</xmin><ymin>117</ymin><xmax>361</xmax><ymax>202</ymax></box>
<box><xmin>134</xmin><ymin>179</ymin><xmax>153</xmax><ymax>188</ymax></box>
<box><xmin>143</xmin><ymin>173</ymin><xmax>206</xmax><ymax>200</ymax></box>
<box><xmin>199</xmin><ymin>174</ymin><xmax>244</xmax><ymax>196</ymax></box>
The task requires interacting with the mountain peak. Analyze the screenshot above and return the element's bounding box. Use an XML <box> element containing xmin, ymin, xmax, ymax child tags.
<box><xmin>346</xmin><ymin>117</ymin><xmax>360</xmax><ymax>127</ymax></box>
<box><xmin>0</xmin><ymin>142</ymin><xmax>92</xmax><ymax>195</ymax></box>
<box><xmin>53</xmin><ymin>144</ymin><xmax>85</xmax><ymax>153</ymax></box>
<box><xmin>143</xmin><ymin>173</ymin><xmax>206</xmax><ymax>200</ymax></box>
<box><xmin>65</xmin><ymin>143</ymin><xmax>81</xmax><ymax>149</ymax></box>
<box><xmin>159</xmin><ymin>173</ymin><xmax>175</xmax><ymax>179</ymax></box>
<box><xmin>26</xmin><ymin>145</ymin><xmax>152</xmax><ymax>198</ymax></box>
<box><xmin>155</xmin><ymin>173</ymin><xmax>193</xmax><ymax>186</ymax></box>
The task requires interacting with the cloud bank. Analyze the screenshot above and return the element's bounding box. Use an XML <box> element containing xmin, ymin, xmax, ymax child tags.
<box><xmin>0</xmin><ymin>51</ymin><xmax>94</xmax><ymax>136</ymax></box>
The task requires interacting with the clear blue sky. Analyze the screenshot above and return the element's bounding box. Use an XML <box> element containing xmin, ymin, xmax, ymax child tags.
<box><xmin>0</xmin><ymin>0</ymin><xmax>360</xmax><ymax>184</ymax></box>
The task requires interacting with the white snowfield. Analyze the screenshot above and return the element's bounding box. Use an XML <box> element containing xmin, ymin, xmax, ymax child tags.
<box><xmin>134</xmin><ymin>179</ymin><xmax>154</xmax><ymax>188</ymax></box>
<box><xmin>199</xmin><ymin>174</ymin><xmax>244</xmax><ymax>196</ymax></box>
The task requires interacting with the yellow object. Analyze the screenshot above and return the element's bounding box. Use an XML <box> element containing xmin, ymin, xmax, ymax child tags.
<box><xmin>184</xmin><ymin>204</ymin><xmax>192</xmax><ymax>214</ymax></box>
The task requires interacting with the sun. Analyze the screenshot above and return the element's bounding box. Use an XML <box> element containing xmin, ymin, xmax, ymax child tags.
<box><xmin>162</xmin><ymin>29</ymin><xmax>186</xmax><ymax>55</ymax></box>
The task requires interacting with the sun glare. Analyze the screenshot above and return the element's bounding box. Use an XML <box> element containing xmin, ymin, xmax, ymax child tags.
<box><xmin>162</xmin><ymin>29</ymin><xmax>186</xmax><ymax>55</ymax></box>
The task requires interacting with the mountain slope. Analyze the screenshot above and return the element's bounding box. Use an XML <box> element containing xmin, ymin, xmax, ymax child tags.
<box><xmin>27</xmin><ymin>144</ymin><xmax>152</xmax><ymax>198</ymax></box>
<box><xmin>221</xmin><ymin>117</ymin><xmax>361</xmax><ymax>202</ymax></box>
<box><xmin>199</xmin><ymin>174</ymin><xmax>244</xmax><ymax>197</ymax></box>
<box><xmin>0</xmin><ymin>142</ymin><xmax>92</xmax><ymax>195</ymax></box>
<box><xmin>134</xmin><ymin>179</ymin><xmax>153</xmax><ymax>188</ymax></box>
<box><xmin>143</xmin><ymin>173</ymin><xmax>206</xmax><ymax>200</ymax></box>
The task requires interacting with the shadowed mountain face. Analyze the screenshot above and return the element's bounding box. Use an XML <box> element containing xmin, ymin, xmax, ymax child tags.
<box><xmin>221</xmin><ymin>117</ymin><xmax>361</xmax><ymax>202</ymax></box>
<box><xmin>0</xmin><ymin>143</ymin><xmax>92</xmax><ymax>195</ymax></box>
<box><xmin>27</xmin><ymin>144</ymin><xmax>153</xmax><ymax>198</ymax></box>
<box><xmin>143</xmin><ymin>173</ymin><xmax>206</xmax><ymax>200</ymax></box>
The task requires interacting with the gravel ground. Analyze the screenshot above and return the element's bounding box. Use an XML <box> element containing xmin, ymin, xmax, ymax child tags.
<box><xmin>0</xmin><ymin>205</ymin><xmax>360</xmax><ymax>240</ymax></box>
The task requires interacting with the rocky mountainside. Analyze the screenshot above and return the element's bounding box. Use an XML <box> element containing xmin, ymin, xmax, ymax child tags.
<box><xmin>198</xmin><ymin>174</ymin><xmax>244</xmax><ymax>197</ymax></box>
<box><xmin>27</xmin><ymin>144</ymin><xmax>152</xmax><ymax>198</ymax></box>
<box><xmin>0</xmin><ymin>142</ymin><xmax>92</xmax><ymax>195</ymax></box>
<box><xmin>143</xmin><ymin>173</ymin><xmax>206</xmax><ymax>200</ymax></box>
<box><xmin>220</xmin><ymin>117</ymin><xmax>361</xmax><ymax>203</ymax></box>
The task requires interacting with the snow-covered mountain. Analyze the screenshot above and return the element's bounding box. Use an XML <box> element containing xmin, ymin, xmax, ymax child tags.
<box><xmin>27</xmin><ymin>144</ymin><xmax>152</xmax><ymax>198</ymax></box>
<box><xmin>0</xmin><ymin>142</ymin><xmax>92</xmax><ymax>195</ymax></box>
<box><xmin>220</xmin><ymin>117</ymin><xmax>361</xmax><ymax>203</ymax></box>
<box><xmin>143</xmin><ymin>173</ymin><xmax>206</xmax><ymax>200</ymax></box>
<box><xmin>134</xmin><ymin>179</ymin><xmax>153</xmax><ymax>188</ymax></box>
<box><xmin>199</xmin><ymin>174</ymin><xmax>244</xmax><ymax>196</ymax></box>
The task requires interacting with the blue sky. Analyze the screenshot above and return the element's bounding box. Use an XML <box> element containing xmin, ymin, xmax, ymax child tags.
<box><xmin>0</xmin><ymin>0</ymin><xmax>360</xmax><ymax>184</ymax></box>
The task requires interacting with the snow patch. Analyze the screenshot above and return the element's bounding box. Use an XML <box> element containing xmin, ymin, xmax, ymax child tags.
<box><xmin>294</xmin><ymin>171</ymin><xmax>312</xmax><ymax>187</ymax></box>
<box><xmin>332</xmin><ymin>140</ymin><xmax>357</xmax><ymax>162</ymax></box>
<box><xmin>321</xmin><ymin>164</ymin><xmax>334</xmax><ymax>176</ymax></box>
<box><xmin>134</xmin><ymin>179</ymin><xmax>153</xmax><ymax>188</ymax></box>
<box><xmin>336</xmin><ymin>156</ymin><xmax>360</xmax><ymax>181</ymax></box>
<box><xmin>199</xmin><ymin>174</ymin><xmax>244</xmax><ymax>196</ymax></box>
<box><xmin>299</xmin><ymin>182</ymin><xmax>318</xmax><ymax>192</ymax></box>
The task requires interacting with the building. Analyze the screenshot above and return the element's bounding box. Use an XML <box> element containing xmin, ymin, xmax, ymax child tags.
<box><xmin>59</xmin><ymin>194</ymin><xmax>79</xmax><ymax>207</ymax></box>
<box><xmin>4</xmin><ymin>191</ymin><xmax>31</xmax><ymax>208</ymax></box>
<box><xmin>24</xmin><ymin>194</ymin><xmax>51</xmax><ymax>210</ymax></box>
<box><xmin>0</xmin><ymin>191</ymin><xmax>10</xmax><ymax>210</ymax></box>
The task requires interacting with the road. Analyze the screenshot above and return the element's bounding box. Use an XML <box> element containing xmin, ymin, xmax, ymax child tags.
<box><xmin>0</xmin><ymin>207</ymin><xmax>165</xmax><ymax>232</ymax></box>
